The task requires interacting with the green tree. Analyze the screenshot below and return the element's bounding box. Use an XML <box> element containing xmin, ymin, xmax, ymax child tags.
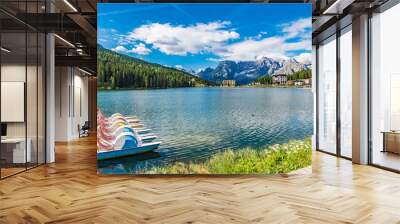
<box><xmin>97</xmin><ymin>45</ymin><xmax>215</xmax><ymax>89</ymax></box>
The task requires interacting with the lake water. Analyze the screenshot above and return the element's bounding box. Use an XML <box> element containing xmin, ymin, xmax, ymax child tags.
<box><xmin>97</xmin><ymin>87</ymin><xmax>313</xmax><ymax>174</ymax></box>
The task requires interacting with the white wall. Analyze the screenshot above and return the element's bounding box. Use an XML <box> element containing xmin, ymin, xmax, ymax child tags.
<box><xmin>1</xmin><ymin>62</ymin><xmax>46</xmax><ymax>164</ymax></box>
<box><xmin>72</xmin><ymin>72</ymin><xmax>89</xmax><ymax>138</ymax></box>
<box><xmin>1</xmin><ymin>64</ymin><xmax>25</xmax><ymax>81</ymax></box>
<box><xmin>54</xmin><ymin>67</ymin><xmax>89</xmax><ymax>141</ymax></box>
<box><xmin>55</xmin><ymin>67</ymin><xmax>69</xmax><ymax>141</ymax></box>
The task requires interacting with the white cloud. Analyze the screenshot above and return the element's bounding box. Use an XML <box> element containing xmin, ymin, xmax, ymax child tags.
<box><xmin>294</xmin><ymin>52</ymin><xmax>311</xmax><ymax>64</ymax></box>
<box><xmin>98</xmin><ymin>28</ymin><xmax>120</xmax><ymax>45</ymax></box>
<box><xmin>214</xmin><ymin>18</ymin><xmax>311</xmax><ymax>61</ymax></box>
<box><xmin>98</xmin><ymin>28</ymin><xmax>134</xmax><ymax>47</ymax></box>
<box><xmin>255</xmin><ymin>31</ymin><xmax>268</xmax><ymax>39</ymax></box>
<box><xmin>175</xmin><ymin>65</ymin><xmax>183</xmax><ymax>70</ymax></box>
<box><xmin>130</xmin><ymin>43</ymin><xmax>151</xmax><ymax>55</ymax></box>
<box><xmin>111</xmin><ymin>44</ymin><xmax>151</xmax><ymax>55</ymax></box>
<box><xmin>206</xmin><ymin>57</ymin><xmax>222</xmax><ymax>62</ymax></box>
<box><xmin>216</xmin><ymin>37</ymin><xmax>285</xmax><ymax>61</ymax></box>
<box><xmin>126</xmin><ymin>21</ymin><xmax>239</xmax><ymax>56</ymax></box>
<box><xmin>281</xmin><ymin>17</ymin><xmax>311</xmax><ymax>39</ymax></box>
<box><xmin>284</xmin><ymin>39</ymin><xmax>311</xmax><ymax>51</ymax></box>
<box><xmin>216</xmin><ymin>36</ymin><xmax>311</xmax><ymax>61</ymax></box>
<box><xmin>112</xmin><ymin>45</ymin><xmax>129</xmax><ymax>53</ymax></box>
<box><xmin>110</xmin><ymin>18</ymin><xmax>311</xmax><ymax>62</ymax></box>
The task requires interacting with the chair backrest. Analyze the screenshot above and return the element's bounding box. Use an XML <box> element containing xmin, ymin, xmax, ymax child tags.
<box><xmin>82</xmin><ymin>121</ymin><xmax>90</xmax><ymax>129</ymax></box>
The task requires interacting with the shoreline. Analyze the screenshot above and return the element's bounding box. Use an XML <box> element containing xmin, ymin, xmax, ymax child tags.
<box><xmin>142</xmin><ymin>138</ymin><xmax>312</xmax><ymax>174</ymax></box>
<box><xmin>97</xmin><ymin>85</ymin><xmax>312</xmax><ymax>91</ymax></box>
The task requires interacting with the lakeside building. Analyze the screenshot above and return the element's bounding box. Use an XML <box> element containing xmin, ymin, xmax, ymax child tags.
<box><xmin>272</xmin><ymin>74</ymin><xmax>287</xmax><ymax>84</ymax></box>
<box><xmin>221</xmin><ymin>80</ymin><xmax>236</xmax><ymax>87</ymax></box>
<box><xmin>294</xmin><ymin>80</ymin><xmax>304</xmax><ymax>86</ymax></box>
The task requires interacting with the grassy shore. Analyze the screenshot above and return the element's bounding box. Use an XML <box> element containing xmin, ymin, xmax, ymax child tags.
<box><xmin>144</xmin><ymin>138</ymin><xmax>312</xmax><ymax>174</ymax></box>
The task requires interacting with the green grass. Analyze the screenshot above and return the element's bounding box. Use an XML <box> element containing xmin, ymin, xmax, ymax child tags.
<box><xmin>144</xmin><ymin>138</ymin><xmax>312</xmax><ymax>174</ymax></box>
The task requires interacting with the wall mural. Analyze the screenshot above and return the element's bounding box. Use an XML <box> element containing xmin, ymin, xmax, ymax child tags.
<box><xmin>97</xmin><ymin>3</ymin><xmax>313</xmax><ymax>174</ymax></box>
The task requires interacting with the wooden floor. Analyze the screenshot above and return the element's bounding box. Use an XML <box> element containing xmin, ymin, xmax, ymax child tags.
<box><xmin>1</xmin><ymin>167</ymin><xmax>26</xmax><ymax>178</ymax></box>
<box><xmin>1</xmin><ymin>136</ymin><xmax>400</xmax><ymax>223</ymax></box>
<box><xmin>372</xmin><ymin>150</ymin><xmax>400</xmax><ymax>171</ymax></box>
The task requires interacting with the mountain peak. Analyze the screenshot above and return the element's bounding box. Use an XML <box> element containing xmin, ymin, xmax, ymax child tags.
<box><xmin>197</xmin><ymin>57</ymin><xmax>307</xmax><ymax>85</ymax></box>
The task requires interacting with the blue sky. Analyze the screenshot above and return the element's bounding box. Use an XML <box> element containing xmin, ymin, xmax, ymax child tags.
<box><xmin>98</xmin><ymin>3</ymin><xmax>312</xmax><ymax>71</ymax></box>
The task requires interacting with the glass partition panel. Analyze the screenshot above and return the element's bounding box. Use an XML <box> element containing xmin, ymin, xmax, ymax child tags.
<box><xmin>371</xmin><ymin>3</ymin><xmax>400</xmax><ymax>171</ymax></box>
<box><xmin>339</xmin><ymin>26</ymin><xmax>352</xmax><ymax>158</ymax></box>
<box><xmin>26</xmin><ymin>0</ymin><xmax>46</xmax><ymax>169</ymax></box>
<box><xmin>1</xmin><ymin>30</ymin><xmax>27</xmax><ymax>177</ymax></box>
<box><xmin>0</xmin><ymin>0</ymin><xmax>46</xmax><ymax>179</ymax></box>
<box><xmin>317</xmin><ymin>35</ymin><xmax>337</xmax><ymax>154</ymax></box>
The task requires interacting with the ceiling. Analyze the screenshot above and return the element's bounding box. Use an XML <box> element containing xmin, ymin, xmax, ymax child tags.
<box><xmin>311</xmin><ymin>0</ymin><xmax>390</xmax><ymax>43</ymax></box>
<box><xmin>0</xmin><ymin>0</ymin><xmax>97</xmax><ymax>74</ymax></box>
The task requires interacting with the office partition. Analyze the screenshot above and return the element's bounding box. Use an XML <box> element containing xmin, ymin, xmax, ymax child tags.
<box><xmin>315</xmin><ymin>21</ymin><xmax>353</xmax><ymax>159</ymax></box>
<box><xmin>339</xmin><ymin>25</ymin><xmax>352</xmax><ymax>159</ymax></box>
<box><xmin>370</xmin><ymin>2</ymin><xmax>400</xmax><ymax>171</ymax></box>
<box><xmin>0</xmin><ymin>1</ymin><xmax>47</xmax><ymax>179</ymax></box>
<box><xmin>317</xmin><ymin>35</ymin><xmax>337</xmax><ymax>155</ymax></box>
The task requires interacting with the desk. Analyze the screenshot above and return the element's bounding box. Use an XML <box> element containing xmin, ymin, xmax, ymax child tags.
<box><xmin>382</xmin><ymin>131</ymin><xmax>400</xmax><ymax>154</ymax></box>
<box><xmin>1</xmin><ymin>138</ymin><xmax>31</xmax><ymax>163</ymax></box>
